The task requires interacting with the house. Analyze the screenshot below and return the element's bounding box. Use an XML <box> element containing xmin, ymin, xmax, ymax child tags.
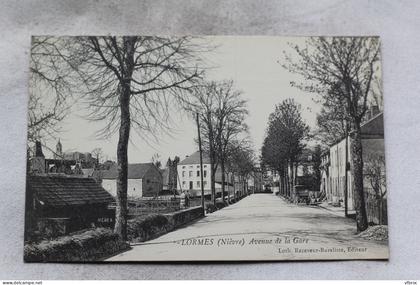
<box><xmin>323</xmin><ymin>110</ymin><xmax>385</xmax><ymax>222</ymax></box>
<box><xmin>101</xmin><ymin>163</ymin><xmax>163</xmax><ymax>198</ymax></box>
<box><xmin>177</xmin><ymin>151</ymin><xmax>212</xmax><ymax>197</ymax></box>
<box><xmin>25</xmin><ymin>175</ymin><xmax>115</xmax><ymax>240</ymax></box>
<box><xmin>177</xmin><ymin>151</ymin><xmax>235</xmax><ymax>198</ymax></box>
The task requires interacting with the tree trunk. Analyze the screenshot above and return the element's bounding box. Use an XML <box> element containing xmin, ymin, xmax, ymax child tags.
<box><xmin>221</xmin><ymin>159</ymin><xmax>226</xmax><ymax>203</ymax></box>
<box><xmin>114</xmin><ymin>37</ymin><xmax>135</xmax><ymax>241</ymax></box>
<box><xmin>207</xmin><ymin>112</ymin><xmax>216</xmax><ymax>205</ymax></box>
<box><xmin>289</xmin><ymin>160</ymin><xmax>294</xmax><ymax>201</ymax></box>
<box><xmin>210</xmin><ymin>162</ymin><xmax>216</xmax><ymax>205</ymax></box>
<box><xmin>351</xmin><ymin>121</ymin><xmax>368</xmax><ymax>232</ymax></box>
<box><xmin>280</xmin><ymin>171</ymin><xmax>285</xmax><ymax>196</ymax></box>
<box><xmin>114</xmin><ymin>84</ymin><xmax>131</xmax><ymax>241</ymax></box>
<box><xmin>232</xmin><ymin>171</ymin><xmax>236</xmax><ymax>200</ymax></box>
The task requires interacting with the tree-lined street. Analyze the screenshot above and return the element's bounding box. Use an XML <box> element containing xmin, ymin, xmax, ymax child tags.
<box><xmin>26</xmin><ymin>36</ymin><xmax>388</xmax><ymax>262</ymax></box>
<box><xmin>107</xmin><ymin>194</ymin><xmax>388</xmax><ymax>261</ymax></box>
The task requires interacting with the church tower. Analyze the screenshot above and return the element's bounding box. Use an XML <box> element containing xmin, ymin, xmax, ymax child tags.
<box><xmin>55</xmin><ymin>139</ymin><xmax>63</xmax><ymax>159</ymax></box>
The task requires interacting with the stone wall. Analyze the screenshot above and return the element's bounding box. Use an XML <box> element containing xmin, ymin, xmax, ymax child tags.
<box><xmin>128</xmin><ymin>206</ymin><xmax>204</xmax><ymax>243</ymax></box>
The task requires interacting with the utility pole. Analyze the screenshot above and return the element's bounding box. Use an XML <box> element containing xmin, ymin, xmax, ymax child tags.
<box><xmin>196</xmin><ymin>113</ymin><xmax>205</xmax><ymax>215</ymax></box>
<box><xmin>344</xmin><ymin>121</ymin><xmax>349</xmax><ymax>217</ymax></box>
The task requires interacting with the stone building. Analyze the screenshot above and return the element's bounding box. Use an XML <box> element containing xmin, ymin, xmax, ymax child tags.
<box><xmin>101</xmin><ymin>163</ymin><xmax>163</xmax><ymax>198</ymax></box>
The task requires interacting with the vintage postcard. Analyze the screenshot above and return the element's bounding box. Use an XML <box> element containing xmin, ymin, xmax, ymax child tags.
<box><xmin>25</xmin><ymin>36</ymin><xmax>388</xmax><ymax>262</ymax></box>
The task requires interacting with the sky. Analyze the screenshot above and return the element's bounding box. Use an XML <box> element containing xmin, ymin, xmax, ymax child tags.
<box><xmin>41</xmin><ymin>36</ymin><xmax>321</xmax><ymax>164</ymax></box>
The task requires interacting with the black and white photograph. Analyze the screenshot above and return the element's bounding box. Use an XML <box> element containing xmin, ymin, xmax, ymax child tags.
<box><xmin>24</xmin><ymin>35</ymin><xmax>388</xmax><ymax>262</ymax></box>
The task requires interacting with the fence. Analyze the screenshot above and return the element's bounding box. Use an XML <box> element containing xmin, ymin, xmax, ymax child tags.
<box><xmin>128</xmin><ymin>197</ymin><xmax>181</xmax><ymax>217</ymax></box>
<box><xmin>364</xmin><ymin>192</ymin><xmax>387</xmax><ymax>225</ymax></box>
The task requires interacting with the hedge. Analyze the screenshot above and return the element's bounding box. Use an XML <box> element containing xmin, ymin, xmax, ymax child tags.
<box><xmin>127</xmin><ymin>214</ymin><xmax>171</xmax><ymax>243</ymax></box>
<box><xmin>24</xmin><ymin>227</ymin><xmax>129</xmax><ymax>262</ymax></box>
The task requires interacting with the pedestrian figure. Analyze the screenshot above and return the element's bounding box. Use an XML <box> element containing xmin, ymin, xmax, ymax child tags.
<box><xmin>185</xmin><ymin>190</ymin><xmax>190</xmax><ymax>207</ymax></box>
<box><xmin>180</xmin><ymin>191</ymin><xmax>186</xmax><ymax>209</ymax></box>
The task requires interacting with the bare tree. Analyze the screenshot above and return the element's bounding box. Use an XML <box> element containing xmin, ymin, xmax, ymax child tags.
<box><xmin>212</xmin><ymin>81</ymin><xmax>248</xmax><ymax>203</ymax></box>
<box><xmin>28</xmin><ymin>37</ymin><xmax>81</xmax><ymax>145</ymax></box>
<box><xmin>315</xmin><ymin>99</ymin><xmax>348</xmax><ymax>146</ymax></box>
<box><xmin>151</xmin><ymin>153</ymin><xmax>162</xmax><ymax>169</ymax></box>
<box><xmin>227</xmin><ymin>139</ymin><xmax>255</xmax><ymax>198</ymax></box>
<box><xmin>189</xmin><ymin>81</ymin><xmax>218</xmax><ymax>205</ymax></box>
<box><xmin>53</xmin><ymin>36</ymin><xmax>207</xmax><ymax>240</ymax></box>
<box><xmin>91</xmin><ymin>147</ymin><xmax>103</xmax><ymax>166</ymax></box>
<box><xmin>190</xmin><ymin>80</ymin><xmax>248</xmax><ymax>205</ymax></box>
<box><xmin>282</xmin><ymin>37</ymin><xmax>380</xmax><ymax>231</ymax></box>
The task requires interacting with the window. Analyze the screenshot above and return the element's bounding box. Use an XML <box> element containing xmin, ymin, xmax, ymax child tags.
<box><xmin>182</xmin><ymin>171</ymin><xmax>185</xmax><ymax>177</ymax></box>
<box><xmin>197</xmin><ymin>165</ymin><xmax>200</xmax><ymax>168</ymax></box>
<box><xmin>189</xmin><ymin>181</ymin><xmax>193</xmax><ymax>190</ymax></box>
<box><xmin>197</xmin><ymin>171</ymin><xmax>200</xmax><ymax>177</ymax></box>
<box><xmin>146</xmin><ymin>179</ymin><xmax>150</xmax><ymax>184</ymax></box>
<box><xmin>189</xmin><ymin>171</ymin><xmax>192</xmax><ymax>177</ymax></box>
<box><xmin>196</xmin><ymin>181</ymin><xmax>200</xmax><ymax>187</ymax></box>
<box><xmin>204</xmin><ymin>181</ymin><xmax>207</xmax><ymax>187</ymax></box>
<box><xmin>182</xmin><ymin>166</ymin><xmax>186</xmax><ymax>169</ymax></box>
<box><xmin>203</xmin><ymin>170</ymin><xmax>207</xmax><ymax>178</ymax></box>
<box><xmin>182</xmin><ymin>181</ymin><xmax>186</xmax><ymax>186</ymax></box>
<box><xmin>204</xmin><ymin>165</ymin><xmax>207</xmax><ymax>168</ymax></box>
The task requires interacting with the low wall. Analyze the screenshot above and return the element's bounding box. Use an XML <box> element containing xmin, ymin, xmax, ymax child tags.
<box><xmin>24</xmin><ymin>228</ymin><xmax>129</xmax><ymax>262</ymax></box>
<box><xmin>128</xmin><ymin>206</ymin><xmax>204</xmax><ymax>243</ymax></box>
<box><xmin>164</xmin><ymin>206</ymin><xmax>204</xmax><ymax>228</ymax></box>
<box><xmin>128</xmin><ymin>197</ymin><xmax>181</xmax><ymax>217</ymax></box>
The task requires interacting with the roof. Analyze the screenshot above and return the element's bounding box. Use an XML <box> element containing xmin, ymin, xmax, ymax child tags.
<box><xmin>101</xmin><ymin>163</ymin><xmax>159</xmax><ymax>179</ymax></box>
<box><xmin>82</xmin><ymin>168</ymin><xmax>94</xmax><ymax>177</ymax></box>
<box><xmin>179</xmin><ymin>151</ymin><xmax>210</xmax><ymax>165</ymax></box>
<box><xmin>329</xmin><ymin>112</ymin><xmax>384</xmax><ymax>147</ymax></box>
<box><xmin>360</xmin><ymin>112</ymin><xmax>384</xmax><ymax>137</ymax></box>
<box><xmin>28</xmin><ymin>175</ymin><xmax>114</xmax><ymax>207</ymax></box>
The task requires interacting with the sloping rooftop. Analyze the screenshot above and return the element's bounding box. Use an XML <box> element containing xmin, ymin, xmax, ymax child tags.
<box><xmin>179</xmin><ymin>151</ymin><xmax>210</xmax><ymax>165</ymax></box>
<box><xmin>101</xmin><ymin>163</ymin><xmax>158</xmax><ymax>179</ymax></box>
<box><xmin>82</xmin><ymin>168</ymin><xmax>94</xmax><ymax>177</ymax></box>
<box><xmin>28</xmin><ymin>175</ymin><xmax>114</xmax><ymax>207</ymax></box>
<box><xmin>329</xmin><ymin>112</ymin><xmax>384</xmax><ymax>147</ymax></box>
<box><xmin>361</xmin><ymin>112</ymin><xmax>384</xmax><ymax>137</ymax></box>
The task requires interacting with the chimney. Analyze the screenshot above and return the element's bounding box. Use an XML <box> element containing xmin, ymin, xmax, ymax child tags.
<box><xmin>371</xmin><ymin>105</ymin><xmax>380</xmax><ymax>117</ymax></box>
<box><xmin>34</xmin><ymin>141</ymin><xmax>44</xmax><ymax>158</ymax></box>
<box><xmin>30</xmin><ymin>141</ymin><xmax>46</xmax><ymax>174</ymax></box>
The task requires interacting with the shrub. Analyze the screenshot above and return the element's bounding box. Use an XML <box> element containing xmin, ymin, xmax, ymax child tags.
<box><xmin>205</xmin><ymin>203</ymin><xmax>218</xmax><ymax>213</ymax></box>
<box><xmin>24</xmin><ymin>228</ymin><xmax>129</xmax><ymax>262</ymax></box>
<box><xmin>215</xmin><ymin>201</ymin><xmax>226</xmax><ymax>209</ymax></box>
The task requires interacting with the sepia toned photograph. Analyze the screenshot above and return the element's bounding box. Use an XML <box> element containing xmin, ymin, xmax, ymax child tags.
<box><xmin>24</xmin><ymin>35</ymin><xmax>388</xmax><ymax>262</ymax></box>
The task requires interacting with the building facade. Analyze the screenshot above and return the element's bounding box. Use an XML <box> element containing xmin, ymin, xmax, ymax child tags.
<box><xmin>177</xmin><ymin>151</ymin><xmax>237</xmax><ymax>198</ymax></box>
<box><xmin>177</xmin><ymin>152</ymin><xmax>212</xmax><ymax>197</ymax></box>
<box><xmin>101</xmin><ymin>163</ymin><xmax>163</xmax><ymax>198</ymax></box>
<box><xmin>322</xmin><ymin>111</ymin><xmax>385</xmax><ymax>221</ymax></box>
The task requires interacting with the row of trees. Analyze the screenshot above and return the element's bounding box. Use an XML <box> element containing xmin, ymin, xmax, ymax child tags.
<box><xmin>190</xmin><ymin>80</ymin><xmax>255</xmax><ymax>205</ymax></box>
<box><xmin>261</xmin><ymin>99</ymin><xmax>310</xmax><ymax>200</ymax></box>
<box><xmin>264</xmin><ymin>37</ymin><xmax>381</xmax><ymax>232</ymax></box>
